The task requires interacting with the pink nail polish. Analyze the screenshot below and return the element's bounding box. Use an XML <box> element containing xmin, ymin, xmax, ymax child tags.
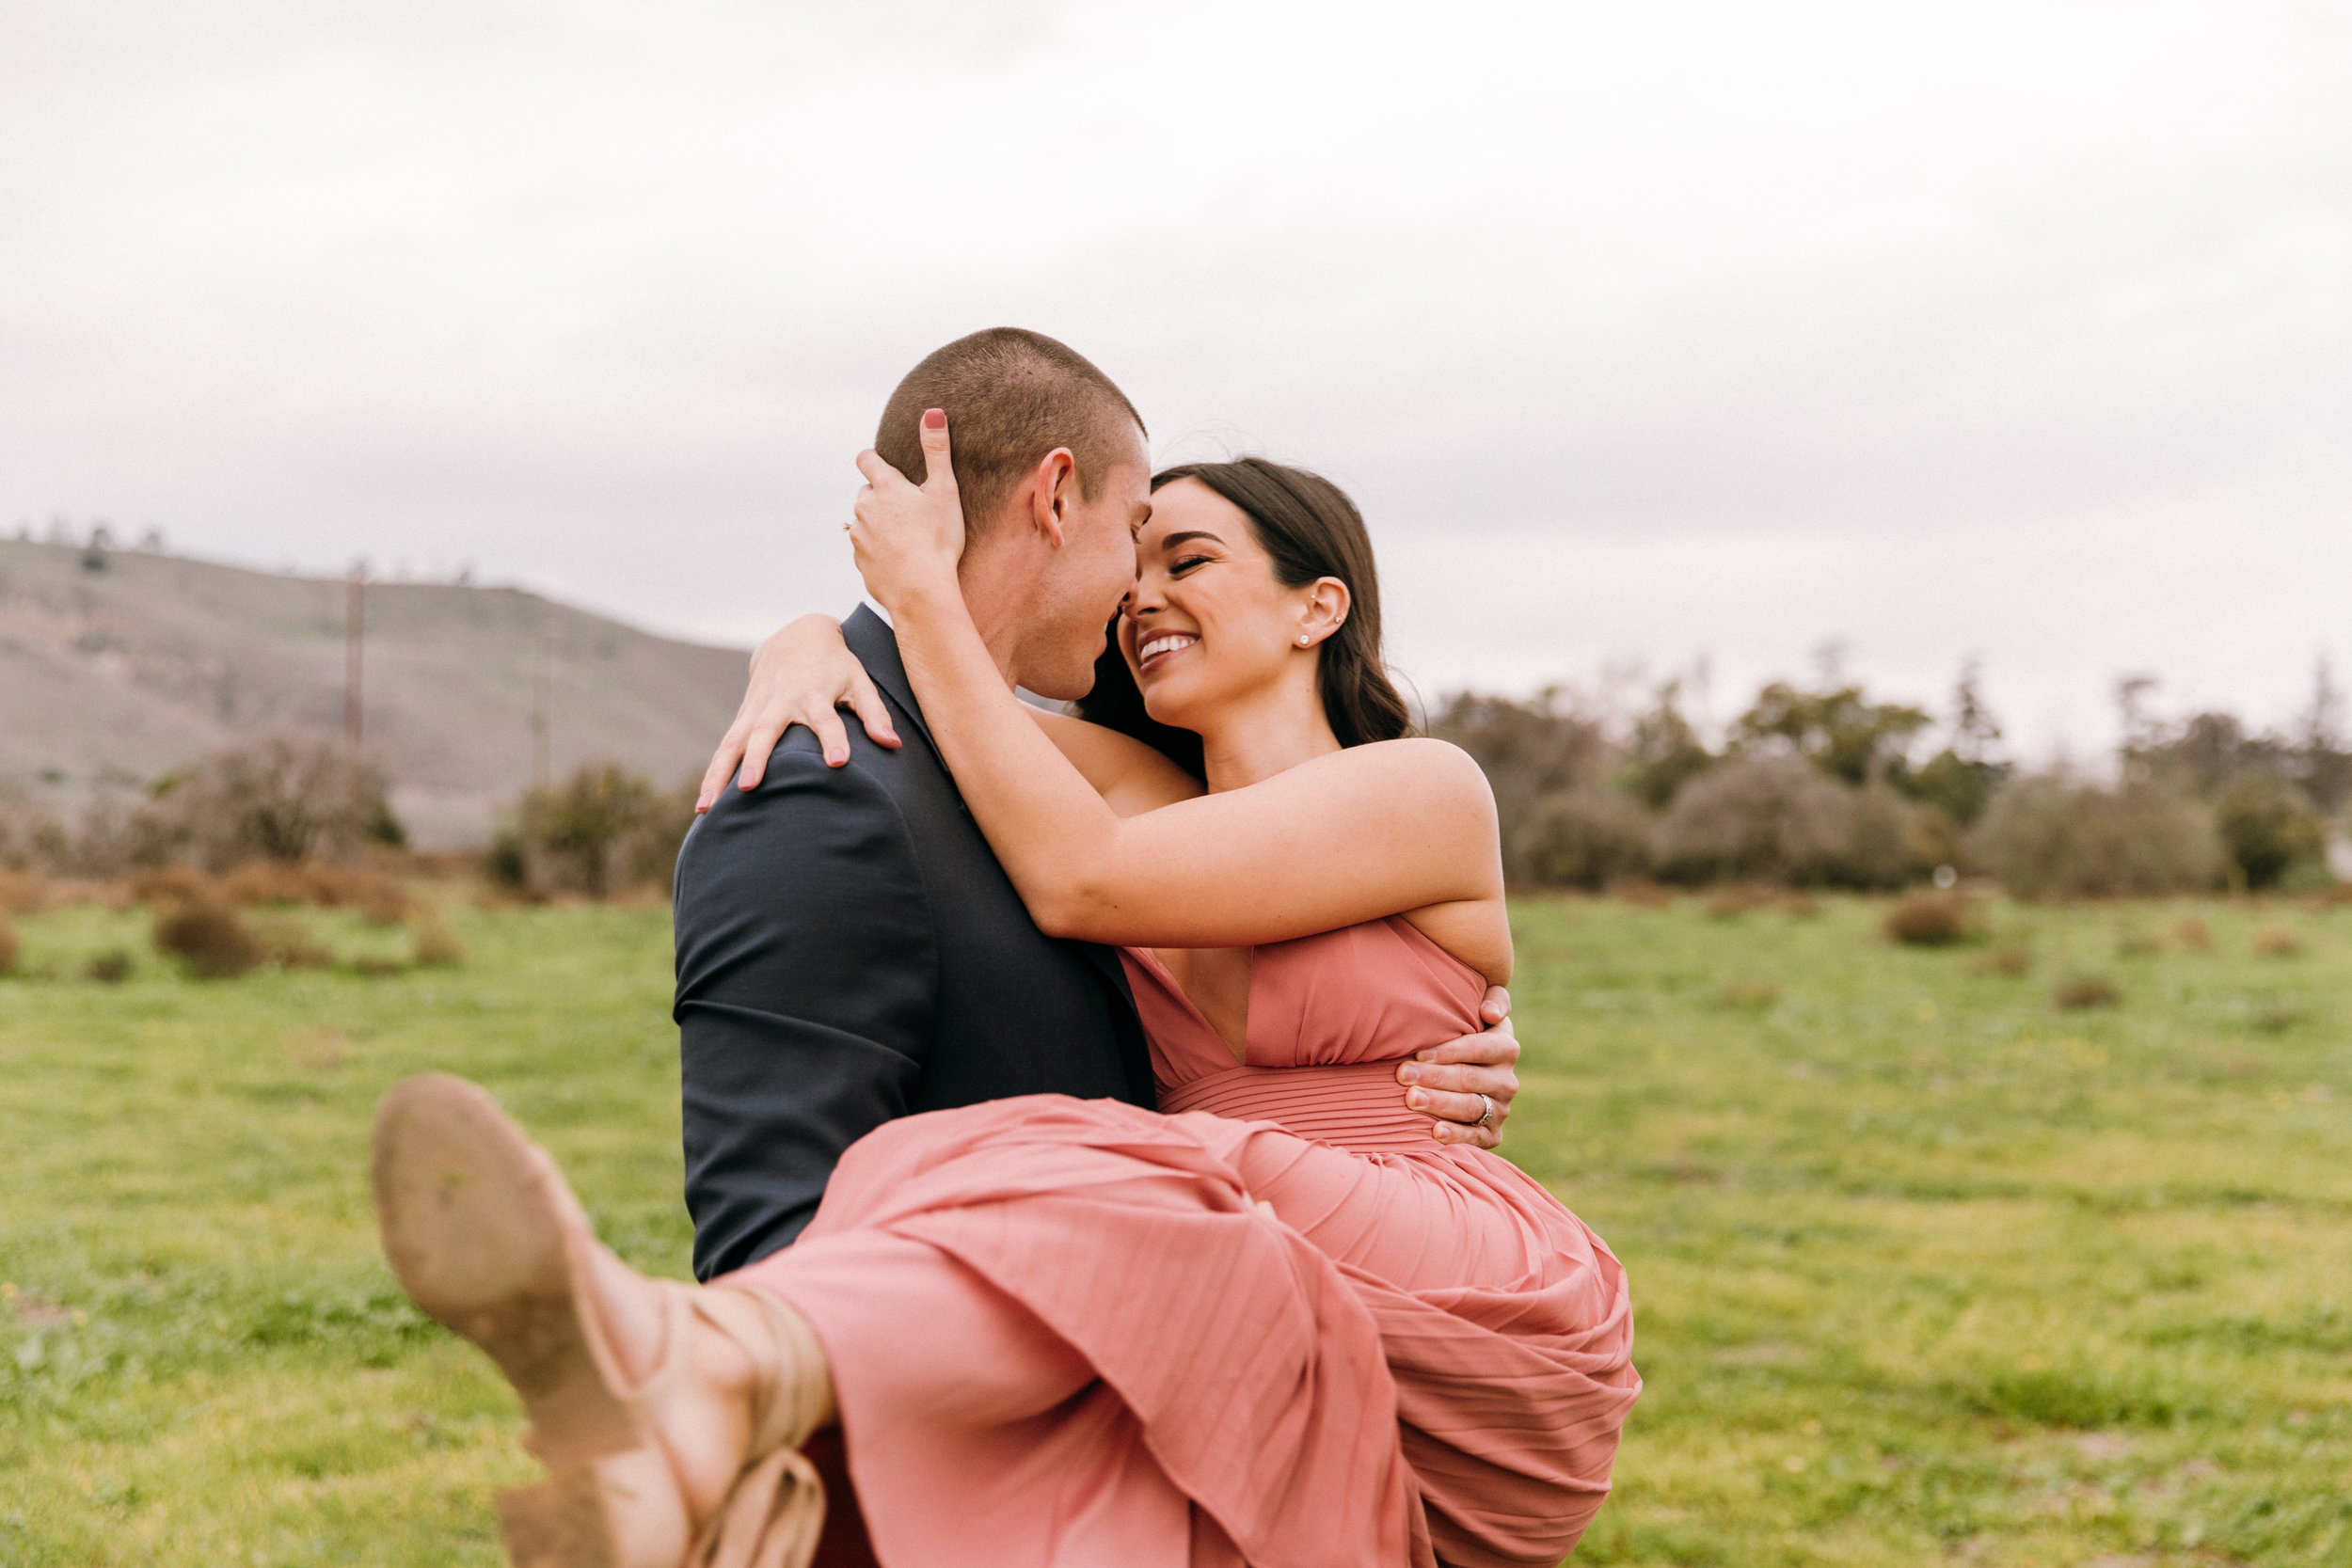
<box><xmin>922</xmin><ymin>408</ymin><xmax>946</xmax><ymax>430</ymax></box>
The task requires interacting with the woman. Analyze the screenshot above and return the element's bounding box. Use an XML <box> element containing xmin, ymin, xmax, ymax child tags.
<box><xmin>373</xmin><ymin>417</ymin><xmax>1638</xmax><ymax>1568</ymax></box>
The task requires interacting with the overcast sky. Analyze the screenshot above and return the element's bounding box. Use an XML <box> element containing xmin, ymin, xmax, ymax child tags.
<box><xmin>6</xmin><ymin>0</ymin><xmax>2346</xmax><ymax>759</ymax></box>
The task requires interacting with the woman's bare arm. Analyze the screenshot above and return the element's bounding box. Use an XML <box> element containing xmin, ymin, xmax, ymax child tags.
<box><xmin>851</xmin><ymin>421</ymin><xmax>1509</xmax><ymax>981</ymax></box>
<box><xmin>692</xmin><ymin>614</ymin><xmax>1202</xmax><ymax>819</ymax></box>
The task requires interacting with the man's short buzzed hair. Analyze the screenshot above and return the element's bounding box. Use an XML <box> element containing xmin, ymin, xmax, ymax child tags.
<box><xmin>876</xmin><ymin>328</ymin><xmax>1147</xmax><ymax>537</ymax></box>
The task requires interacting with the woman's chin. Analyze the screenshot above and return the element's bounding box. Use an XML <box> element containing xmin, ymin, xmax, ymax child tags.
<box><xmin>1140</xmin><ymin>684</ymin><xmax>1205</xmax><ymax>734</ymax></box>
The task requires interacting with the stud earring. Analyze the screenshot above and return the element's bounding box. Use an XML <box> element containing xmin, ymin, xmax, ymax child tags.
<box><xmin>1297</xmin><ymin>635</ymin><xmax>1311</xmax><ymax>645</ymax></box>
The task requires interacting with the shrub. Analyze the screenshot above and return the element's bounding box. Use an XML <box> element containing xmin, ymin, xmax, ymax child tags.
<box><xmin>2052</xmin><ymin>971</ymin><xmax>2122</xmax><ymax>1010</ymax></box>
<box><xmin>1970</xmin><ymin>776</ymin><xmax>2224</xmax><ymax>898</ymax></box>
<box><xmin>153</xmin><ymin>896</ymin><xmax>263</xmax><ymax>979</ymax></box>
<box><xmin>1653</xmin><ymin>757</ymin><xmax>1853</xmax><ymax>886</ymax></box>
<box><xmin>82</xmin><ymin>948</ymin><xmax>133</xmax><ymax>984</ymax></box>
<box><xmin>147</xmin><ymin>737</ymin><xmax>404</xmax><ymax>872</ymax></box>
<box><xmin>1970</xmin><ymin>945</ymin><xmax>2034</xmax><ymax>976</ymax></box>
<box><xmin>501</xmin><ymin>765</ymin><xmax>697</xmax><ymax>899</ymax></box>
<box><xmin>1838</xmin><ymin>785</ymin><xmax>1923</xmax><ymax>890</ymax></box>
<box><xmin>1522</xmin><ymin>784</ymin><xmax>1654</xmax><ymax>889</ymax></box>
<box><xmin>0</xmin><ymin>916</ymin><xmax>17</xmax><ymax>976</ymax></box>
<box><xmin>1886</xmin><ymin>892</ymin><xmax>1972</xmax><ymax>946</ymax></box>
<box><xmin>2214</xmin><ymin>773</ymin><xmax>2325</xmax><ymax>890</ymax></box>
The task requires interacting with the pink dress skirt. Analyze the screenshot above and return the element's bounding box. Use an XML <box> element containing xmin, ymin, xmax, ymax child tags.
<box><xmin>734</xmin><ymin>917</ymin><xmax>1638</xmax><ymax>1567</ymax></box>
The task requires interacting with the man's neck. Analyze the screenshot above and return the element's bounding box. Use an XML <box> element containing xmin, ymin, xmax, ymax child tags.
<box><xmin>951</xmin><ymin>542</ymin><xmax>1033</xmax><ymax>693</ymax></box>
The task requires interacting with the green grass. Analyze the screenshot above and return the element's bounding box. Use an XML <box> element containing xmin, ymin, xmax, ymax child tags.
<box><xmin>2</xmin><ymin>893</ymin><xmax>2348</xmax><ymax>1564</ymax></box>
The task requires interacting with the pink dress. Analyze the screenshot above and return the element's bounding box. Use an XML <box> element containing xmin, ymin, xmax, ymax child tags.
<box><xmin>735</xmin><ymin>917</ymin><xmax>1639</xmax><ymax>1568</ymax></box>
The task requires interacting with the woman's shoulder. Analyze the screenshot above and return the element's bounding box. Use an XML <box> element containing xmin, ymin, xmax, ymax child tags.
<box><xmin>1029</xmin><ymin>709</ymin><xmax>1204</xmax><ymax>816</ymax></box>
<box><xmin>1311</xmin><ymin>736</ymin><xmax>1497</xmax><ymax>810</ymax></box>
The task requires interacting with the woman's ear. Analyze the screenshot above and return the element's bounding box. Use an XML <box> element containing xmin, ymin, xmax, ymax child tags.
<box><xmin>1297</xmin><ymin>578</ymin><xmax>1352</xmax><ymax>646</ymax></box>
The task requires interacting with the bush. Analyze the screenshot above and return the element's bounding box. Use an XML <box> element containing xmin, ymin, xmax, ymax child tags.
<box><xmin>1838</xmin><ymin>785</ymin><xmax>1922</xmax><ymax>890</ymax></box>
<box><xmin>1886</xmin><ymin>892</ymin><xmax>1973</xmax><ymax>946</ymax></box>
<box><xmin>1522</xmin><ymin>784</ymin><xmax>1654</xmax><ymax>889</ymax></box>
<box><xmin>150</xmin><ymin>737</ymin><xmax>403</xmax><ymax>871</ymax></box>
<box><xmin>83</xmin><ymin>948</ymin><xmax>133</xmax><ymax>984</ymax></box>
<box><xmin>0</xmin><ymin>915</ymin><xmax>17</xmax><ymax>976</ymax></box>
<box><xmin>1969</xmin><ymin>776</ymin><xmax>2224</xmax><ymax>899</ymax></box>
<box><xmin>1653</xmin><ymin>757</ymin><xmax>1916</xmax><ymax>887</ymax></box>
<box><xmin>153</xmin><ymin>896</ymin><xmax>263</xmax><ymax>979</ymax></box>
<box><xmin>501</xmin><ymin>765</ymin><xmax>696</xmax><ymax>899</ymax></box>
<box><xmin>2214</xmin><ymin>773</ymin><xmax>2326</xmax><ymax>890</ymax></box>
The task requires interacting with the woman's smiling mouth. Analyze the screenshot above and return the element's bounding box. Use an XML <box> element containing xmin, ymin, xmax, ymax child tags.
<box><xmin>1136</xmin><ymin>632</ymin><xmax>1197</xmax><ymax>675</ymax></box>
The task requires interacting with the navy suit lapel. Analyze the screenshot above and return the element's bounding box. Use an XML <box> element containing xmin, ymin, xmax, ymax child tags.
<box><xmin>842</xmin><ymin>607</ymin><xmax>1152</xmax><ymax>1101</ymax></box>
<box><xmin>841</xmin><ymin>606</ymin><xmax>939</xmax><ymax>760</ymax></box>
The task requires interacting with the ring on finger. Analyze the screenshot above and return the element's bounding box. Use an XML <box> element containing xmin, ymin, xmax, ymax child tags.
<box><xmin>1476</xmin><ymin>1093</ymin><xmax>1496</xmax><ymax>1129</ymax></box>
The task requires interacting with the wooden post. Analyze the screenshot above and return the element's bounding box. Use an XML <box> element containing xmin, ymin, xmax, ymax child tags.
<box><xmin>531</xmin><ymin>630</ymin><xmax>552</xmax><ymax>790</ymax></box>
<box><xmin>344</xmin><ymin>561</ymin><xmax>366</xmax><ymax>763</ymax></box>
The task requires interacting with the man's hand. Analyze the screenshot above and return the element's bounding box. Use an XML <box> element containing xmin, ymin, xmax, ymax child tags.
<box><xmin>1399</xmin><ymin>985</ymin><xmax>1519</xmax><ymax>1149</ymax></box>
<box><xmin>694</xmin><ymin>614</ymin><xmax>900</xmax><ymax>812</ymax></box>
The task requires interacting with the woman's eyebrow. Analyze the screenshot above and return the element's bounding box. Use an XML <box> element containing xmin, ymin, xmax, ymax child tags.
<box><xmin>1157</xmin><ymin>530</ymin><xmax>1223</xmax><ymax>550</ymax></box>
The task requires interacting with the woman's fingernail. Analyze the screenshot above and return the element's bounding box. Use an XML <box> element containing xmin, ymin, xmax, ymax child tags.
<box><xmin>1406</xmin><ymin>1089</ymin><xmax>1428</xmax><ymax>1110</ymax></box>
<box><xmin>922</xmin><ymin>408</ymin><xmax>946</xmax><ymax>430</ymax></box>
<box><xmin>1398</xmin><ymin>1064</ymin><xmax>1421</xmax><ymax>1085</ymax></box>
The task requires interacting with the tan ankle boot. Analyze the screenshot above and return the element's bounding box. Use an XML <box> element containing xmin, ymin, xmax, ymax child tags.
<box><xmin>373</xmin><ymin>1073</ymin><xmax>830</xmax><ymax>1568</ymax></box>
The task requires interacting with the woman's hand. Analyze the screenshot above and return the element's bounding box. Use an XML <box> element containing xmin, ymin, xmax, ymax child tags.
<box><xmin>694</xmin><ymin>614</ymin><xmax>900</xmax><ymax>811</ymax></box>
<box><xmin>850</xmin><ymin>409</ymin><xmax>968</xmax><ymax>615</ymax></box>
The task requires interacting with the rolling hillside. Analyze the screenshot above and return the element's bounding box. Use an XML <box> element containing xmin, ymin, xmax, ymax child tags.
<box><xmin>0</xmin><ymin>540</ymin><xmax>751</xmax><ymax>847</ymax></box>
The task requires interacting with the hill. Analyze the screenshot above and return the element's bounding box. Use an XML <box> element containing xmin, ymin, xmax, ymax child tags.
<box><xmin>0</xmin><ymin>539</ymin><xmax>749</xmax><ymax>847</ymax></box>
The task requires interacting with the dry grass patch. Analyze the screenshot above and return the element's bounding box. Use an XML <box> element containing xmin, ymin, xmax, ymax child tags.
<box><xmin>2052</xmin><ymin>971</ymin><xmax>2122</xmax><ymax>1010</ymax></box>
<box><xmin>2251</xmin><ymin>926</ymin><xmax>2303</xmax><ymax>958</ymax></box>
<box><xmin>1969</xmin><ymin>944</ymin><xmax>2035</xmax><ymax>977</ymax></box>
<box><xmin>1712</xmin><ymin>976</ymin><xmax>1783</xmax><ymax>1009</ymax></box>
<box><xmin>1704</xmin><ymin>883</ymin><xmax>1776</xmax><ymax>919</ymax></box>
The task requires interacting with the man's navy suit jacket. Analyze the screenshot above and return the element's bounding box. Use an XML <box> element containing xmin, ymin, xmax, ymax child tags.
<box><xmin>674</xmin><ymin>607</ymin><xmax>1157</xmax><ymax>1279</ymax></box>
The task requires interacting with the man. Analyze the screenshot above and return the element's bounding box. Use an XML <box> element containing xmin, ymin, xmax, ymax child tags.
<box><xmin>675</xmin><ymin>327</ymin><xmax>1519</xmax><ymax>1283</ymax></box>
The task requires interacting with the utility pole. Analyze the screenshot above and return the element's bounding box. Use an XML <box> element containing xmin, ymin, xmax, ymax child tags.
<box><xmin>531</xmin><ymin>630</ymin><xmax>552</xmax><ymax>790</ymax></box>
<box><xmin>344</xmin><ymin>560</ymin><xmax>367</xmax><ymax>763</ymax></box>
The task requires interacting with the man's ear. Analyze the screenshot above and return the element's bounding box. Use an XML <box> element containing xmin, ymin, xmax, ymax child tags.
<box><xmin>1024</xmin><ymin>448</ymin><xmax>1080</xmax><ymax>547</ymax></box>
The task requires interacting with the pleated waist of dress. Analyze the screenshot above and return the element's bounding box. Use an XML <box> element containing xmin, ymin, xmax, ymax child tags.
<box><xmin>1157</xmin><ymin>1058</ymin><xmax>1438</xmax><ymax>1153</ymax></box>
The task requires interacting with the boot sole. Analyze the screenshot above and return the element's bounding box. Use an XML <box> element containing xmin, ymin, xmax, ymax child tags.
<box><xmin>373</xmin><ymin>1073</ymin><xmax>683</xmax><ymax>1566</ymax></box>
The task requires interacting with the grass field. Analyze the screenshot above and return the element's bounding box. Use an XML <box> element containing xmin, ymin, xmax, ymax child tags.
<box><xmin>2</xmin><ymin>890</ymin><xmax>2348</xmax><ymax>1565</ymax></box>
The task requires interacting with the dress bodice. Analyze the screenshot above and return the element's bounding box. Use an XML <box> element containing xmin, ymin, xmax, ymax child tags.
<box><xmin>1119</xmin><ymin>917</ymin><xmax>1489</xmax><ymax>1152</ymax></box>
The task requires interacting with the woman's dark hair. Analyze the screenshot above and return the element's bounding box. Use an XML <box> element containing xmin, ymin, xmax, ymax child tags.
<box><xmin>1074</xmin><ymin>457</ymin><xmax>1412</xmax><ymax>776</ymax></box>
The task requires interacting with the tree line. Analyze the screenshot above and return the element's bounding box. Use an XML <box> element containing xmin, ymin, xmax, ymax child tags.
<box><xmin>1425</xmin><ymin>661</ymin><xmax>2349</xmax><ymax>895</ymax></box>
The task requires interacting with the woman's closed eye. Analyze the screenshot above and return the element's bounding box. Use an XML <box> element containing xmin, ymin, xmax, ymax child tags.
<box><xmin>1169</xmin><ymin>554</ymin><xmax>1215</xmax><ymax>576</ymax></box>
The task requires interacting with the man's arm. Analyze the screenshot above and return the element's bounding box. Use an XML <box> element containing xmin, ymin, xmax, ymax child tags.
<box><xmin>675</xmin><ymin>738</ymin><xmax>935</xmax><ymax>1279</ymax></box>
